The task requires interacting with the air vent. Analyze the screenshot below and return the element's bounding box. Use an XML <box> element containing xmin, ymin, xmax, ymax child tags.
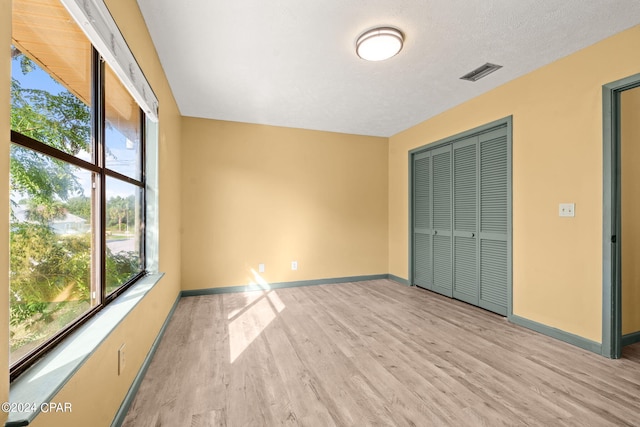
<box><xmin>460</xmin><ymin>63</ymin><xmax>503</xmax><ymax>82</ymax></box>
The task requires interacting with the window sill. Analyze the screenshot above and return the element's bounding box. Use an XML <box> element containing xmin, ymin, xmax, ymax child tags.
<box><xmin>5</xmin><ymin>272</ymin><xmax>165</xmax><ymax>427</ymax></box>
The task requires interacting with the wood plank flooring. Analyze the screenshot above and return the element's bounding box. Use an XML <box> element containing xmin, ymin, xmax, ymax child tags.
<box><xmin>121</xmin><ymin>279</ymin><xmax>640</xmax><ymax>426</ymax></box>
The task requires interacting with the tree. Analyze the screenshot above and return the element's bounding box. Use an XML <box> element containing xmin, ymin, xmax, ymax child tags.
<box><xmin>9</xmin><ymin>47</ymin><xmax>140</xmax><ymax>354</ymax></box>
<box><xmin>24</xmin><ymin>199</ymin><xmax>67</xmax><ymax>223</ymax></box>
<box><xmin>66</xmin><ymin>196</ymin><xmax>91</xmax><ymax>220</ymax></box>
<box><xmin>10</xmin><ymin>47</ymin><xmax>90</xmax><ymax>156</ymax></box>
<box><xmin>10</xmin><ymin>144</ymin><xmax>82</xmax><ymax>207</ymax></box>
<box><xmin>108</xmin><ymin>196</ymin><xmax>128</xmax><ymax>232</ymax></box>
<box><xmin>9</xmin><ymin>50</ymin><xmax>93</xmax><ymax>350</ymax></box>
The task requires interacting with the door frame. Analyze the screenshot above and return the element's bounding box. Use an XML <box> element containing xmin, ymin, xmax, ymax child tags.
<box><xmin>602</xmin><ymin>73</ymin><xmax>640</xmax><ymax>358</ymax></box>
<box><xmin>408</xmin><ymin>116</ymin><xmax>513</xmax><ymax>317</ymax></box>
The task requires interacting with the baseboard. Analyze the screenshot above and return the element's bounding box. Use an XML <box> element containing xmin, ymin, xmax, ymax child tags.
<box><xmin>387</xmin><ymin>274</ymin><xmax>410</xmax><ymax>285</ymax></box>
<box><xmin>111</xmin><ymin>293</ymin><xmax>181</xmax><ymax>427</ymax></box>
<box><xmin>181</xmin><ymin>274</ymin><xmax>391</xmax><ymax>297</ymax></box>
<box><xmin>510</xmin><ymin>314</ymin><xmax>602</xmax><ymax>354</ymax></box>
<box><xmin>622</xmin><ymin>331</ymin><xmax>640</xmax><ymax>347</ymax></box>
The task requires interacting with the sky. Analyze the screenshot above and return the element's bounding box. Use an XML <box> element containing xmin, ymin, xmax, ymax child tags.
<box><xmin>11</xmin><ymin>53</ymin><xmax>141</xmax><ymax>201</ymax></box>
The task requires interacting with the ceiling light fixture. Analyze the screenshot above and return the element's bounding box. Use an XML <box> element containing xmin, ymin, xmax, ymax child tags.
<box><xmin>356</xmin><ymin>27</ymin><xmax>404</xmax><ymax>61</ymax></box>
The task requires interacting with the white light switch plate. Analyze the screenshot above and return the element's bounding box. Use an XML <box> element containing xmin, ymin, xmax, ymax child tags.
<box><xmin>559</xmin><ymin>203</ymin><xmax>575</xmax><ymax>217</ymax></box>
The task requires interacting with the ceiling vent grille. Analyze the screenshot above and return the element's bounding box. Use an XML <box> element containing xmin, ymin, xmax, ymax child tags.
<box><xmin>460</xmin><ymin>63</ymin><xmax>503</xmax><ymax>82</ymax></box>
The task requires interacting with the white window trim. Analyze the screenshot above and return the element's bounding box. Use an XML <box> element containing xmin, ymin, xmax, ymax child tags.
<box><xmin>60</xmin><ymin>0</ymin><xmax>159</xmax><ymax>122</ymax></box>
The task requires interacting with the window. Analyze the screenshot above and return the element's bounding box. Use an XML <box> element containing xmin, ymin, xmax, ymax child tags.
<box><xmin>9</xmin><ymin>0</ymin><xmax>148</xmax><ymax>380</ymax></box>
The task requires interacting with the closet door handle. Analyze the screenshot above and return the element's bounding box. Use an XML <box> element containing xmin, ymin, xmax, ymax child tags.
<box><xmin>434</xmin><ymin>230</ymin><xmax>438</xmax><ymax>235</ymax></box>
<box><xmin>472</xmin><ymin>232</ymin><xmax>475</xmax><ymax>238</ymax></box>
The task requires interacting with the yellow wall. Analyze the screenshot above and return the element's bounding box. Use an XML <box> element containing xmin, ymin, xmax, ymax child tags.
<box><xmin>622</xmin><ymin>85</ymin><xmax>640</xmax><ymax>335</ymax></box>
<box><xmin>5</xmin><ymin>0</ymin><xmax>183</xmax><ymax>426</ymax></box>
<box><xmin>389</xmin><ymin>25</ymin><xmax>640</xmax><ymax>343</ymax></box>
<box><xmin>28</xmin><ymin>284</ymin><xmax>177</xmax><ymax>427</ymax></box>
<box><xmin>1</xmin><ymin>1</ymin><xmax>638</xmax><ymax>424</ymax></box>
<box><xmin>1</xmin><ymin>0</ymin><xmax>11</xmax><ymax>424</ymax></box>
<box><xmin>180</xmin><ymin>118</ymin><xmax>388</xmax><ymax>289</ymax></box>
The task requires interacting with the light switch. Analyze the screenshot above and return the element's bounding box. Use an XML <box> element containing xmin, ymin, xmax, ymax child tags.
<box><xmin>559</xmin><ymin>203</ymin><xmax>575</xmax><ymax>217</ymax></box>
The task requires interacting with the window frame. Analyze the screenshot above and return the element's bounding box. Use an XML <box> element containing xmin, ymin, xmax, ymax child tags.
<box><xmin>9</xmin><ymin>45</ymin><xmax>147</xmax><ymax>381</ymax></box>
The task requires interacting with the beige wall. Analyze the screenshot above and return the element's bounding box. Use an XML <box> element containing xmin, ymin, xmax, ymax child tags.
<box><xmin>4</xmin><ymin>0</ymin><xmax>183</xmax><ymax>426</ymax></box>
<box><xmin>622</xmin><ymin>85</ymin><xmax>640</xmax><ymax>335</ymax></box>
<box><xmin>1</xmin><ymin>0</ymin><xmax>11</xmax><ymax>424</ymax></box>
<box><xmin>28</xmin><ymin>284</ymin><xmax>178</xmax><ymax>427</ymax></box>
<box><xmin>1</xmin><ymin>1</ymin><xmax>638</xmax><ymax>424</ymax></box>
<box><xmin>389</xmin><ymin>25</ymin><xmax>640</xmax><ymax>343</ymax></box>
<box><xmin>181</xmin><ymin>118</ymin><xmax>388</xmax><ymax>290</ymax></box>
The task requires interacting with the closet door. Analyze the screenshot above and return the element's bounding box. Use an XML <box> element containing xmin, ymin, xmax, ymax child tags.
<box><xmin>452</xmin><ymin>136</ymin><xmax>479</xmax><ymax>305</ymax></box>
<box><xmin>413</xmin><ymin>151</ymin><xmax>432</xmax><ymax>289</ymax></box>
<box><xmin>431</xmin><ymin>145</ymin><xmax>453</xmax><ymax>297</ymax></box>
<box><xmin>479</xmin><ymin>127</ymin><xmax>509</xmax><ymax>315</ymax></box>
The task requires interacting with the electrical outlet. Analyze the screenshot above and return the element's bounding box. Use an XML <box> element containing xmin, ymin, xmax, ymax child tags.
<box><xmin>118</xmin><ymin>344</ymin><xmax>126</xmax><ymax>375</ymax></box>
<box><xmin>559</xmin><ymin>203</ymin><xmax>575</xmax><ymax>217</ymax></box>
<box><xmin>291</xmin><ymin>261</ymin><xmax>298</xmax><ymax>271</ymax></box>
<box><xmin>258</xmin><ymin>263</ymin><xmax>265</xmax><ymax>273</ymax></box>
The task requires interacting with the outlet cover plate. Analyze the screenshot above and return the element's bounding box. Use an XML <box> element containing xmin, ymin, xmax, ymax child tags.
<box><xmin>559</xmin><ymin>203</ymin><xmax>575</xmax><ymax>217</ymax></box>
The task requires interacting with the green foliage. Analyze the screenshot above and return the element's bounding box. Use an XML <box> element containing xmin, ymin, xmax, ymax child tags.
<box><xmin>107</xmin><ymin>195</ymin><xmax>135</xmax><ymax>231</ymax></box>
<box><xmin>24</xmin><ymin>199</ymin><xmax>67</xmax><ymax>223</ymax></box>
<box><xmin>10</xmin><ymin>67</ymin><xmax>90</xmax><ymax>156</ymax></box>
<box><xmin>9</xmin><ymin>302</ymin><xmax>48</xmax><ymax>326</ymax></box>
<box><xmin>17</xmin><ymin>49</ymin><xmax>35</xmax><ymax>73</ymax></box>
<box><xmin>9</xmin><ymin>220</ymin><xmax>140</xmax><ymax>343</ymax></box>
<box><xmin>10</xmin><ymin>49</ymin><xmax>89</xmax><ymax>204</ymax></box>
<box><xmin>10</xmin><ymin>144</ymin><xmax>82</xmax><ymax>206</ymax></box>
<box><xmin>10</xmin><ymin>222</ymin><xmax>58</xmax><ymax>301</ymax></box>
<box><xmin>106</xmin><ymin>250</ymin><xmax>141</xmax><ymax>293</ymax></box>
<box><xmin>9</xmin><ymin>224</ymin><xmax>92</xmax><ymax>326</ymax></box>
<box><xmin>66</xmin><ymin>196</ymin><xmax>91</xmax><ymax>220</ymax></box>
<box><xmin>8</xmin><ymin>50</ymin><xmax>137</xmax><ymax>354</ymax></box>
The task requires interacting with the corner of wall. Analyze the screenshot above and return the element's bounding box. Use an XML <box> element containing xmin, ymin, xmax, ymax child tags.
<box><xmin>179</xmin><ymin>119</ymin><xmax>389</xmax><ymax>290</ymax></box>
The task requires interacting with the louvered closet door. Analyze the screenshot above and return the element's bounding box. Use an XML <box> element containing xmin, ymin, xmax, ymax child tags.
<box><xmin>413</xmin><ymin>151</ymin><xmax>433</xmax><ymax>289</ymax></box>
<box><xmin>431</xmin><ymin>145</ymin><xmax>453</xmax><ymax>297</ymax></box>
<box><xmin>479</xmin><ymin>126</ymin><xmax>509</xmax><ymax>315</ymax></box>
<box><xmin>452</xmin><ymin>136</ymin><xmax>479</xmax><ymax>305</ymax></box>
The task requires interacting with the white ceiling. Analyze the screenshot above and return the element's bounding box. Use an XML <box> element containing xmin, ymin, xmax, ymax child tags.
<box><xmin>135</xmin><ymin>0</ymin><xmax>640</xmax><ymax>138</ymax></box>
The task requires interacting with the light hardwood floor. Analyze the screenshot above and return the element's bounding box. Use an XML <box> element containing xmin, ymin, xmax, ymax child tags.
<box><xmin>122</xmin><ymin>279</ymin><xmax>640</xmax><ymax>426</ymax></box>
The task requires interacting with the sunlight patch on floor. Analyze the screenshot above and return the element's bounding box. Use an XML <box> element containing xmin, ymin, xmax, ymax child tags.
<box><xmin>228</xmin><ymin>270</ymin><xmax>286</xmax><ymax>363</ymax></box>
<box><xmin>227</xmin><ymin>291</ymin><xmax>263</xmax><ymax>320</ymax></box>
<box><xmin>267</xmin><ymin>291</ymin><xmax>285</xmax><ymax>313</ymax></box>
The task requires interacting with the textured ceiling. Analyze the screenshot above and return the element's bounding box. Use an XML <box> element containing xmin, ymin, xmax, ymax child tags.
<box><xmin>136</xmin><ymin>0</ymin><xmax>640</xmax><ymax>137</ymax></box>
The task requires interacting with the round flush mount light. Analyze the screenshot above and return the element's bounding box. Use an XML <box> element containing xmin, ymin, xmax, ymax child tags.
<box><xmin>356</xmin><ymin>27</ymin><xmax>404</xmax><ymax>61</ymax></box>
